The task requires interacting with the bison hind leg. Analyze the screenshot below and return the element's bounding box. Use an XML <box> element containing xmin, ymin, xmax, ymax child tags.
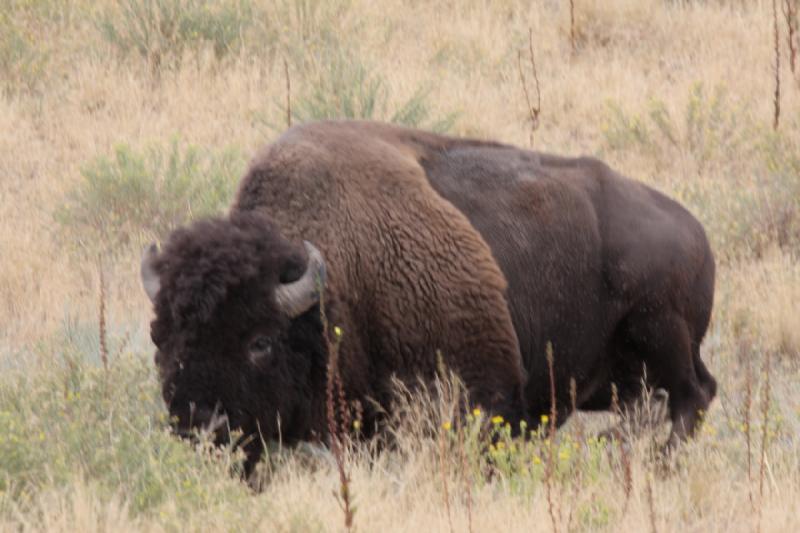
<box><xmin>618</xmin><ymin>309</ymin><xmax>715</xmax><ymax>448</ymax></box>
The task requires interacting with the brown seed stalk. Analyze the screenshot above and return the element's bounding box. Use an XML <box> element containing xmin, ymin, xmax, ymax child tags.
<box><xmin>457</xmin><ymin>416</ymin><xmax>473</xmax><ymax>533</ymax></box>
<box><xmin>439</xmin><ymin>428</ymin><xmax>454</xmax><ymax>533</ymax></box>
<box><xmin>544</xmin><ymin>342</ymin><xmax>560</xmax><ymax>533</ymax></box>
<box><xmin>611</xmin><ymin>383</ymin><xmax>632</xmax><ymax>515</ymax></box>
<box><xmin>320</xmin><ymin>290</ymin><xmax>354</xmax><ymax>531</ymax></box>
<box><xmin>569</xmin><ymin>0</ymin><xmax>577</xmax><ymax>54</ymax></box>
<box><xmin>517</xmin><ymin>27</ymin><xmax>542</xmax><ymax>147</ymax></box>
<box><xmin>645</xmin><ymin>471</ymin><xmax>659</xmax><ymax>533</ymax></box>
<box><xmin>284</xmin><ymin>58</ymin><xmax>292</xmax><ymax>128</ymax></box>
<box><xmin>758</xmin><ymin>350</ymin><xmax>772</xmax><ymax>499</ymax></box>
<box><xmin>783</xmin><ymin>0</ymin><xmax>798</xmax><ymax>75</ymax></box>
<box><xmin>98</xmin><ymin>260</ymin><xmax>108</xmax><ymax>373</ymax></box>
<box><xmin>773</xmin><ymin>0</ymin><xmax>782</xmax><ymax>129</ymax></box>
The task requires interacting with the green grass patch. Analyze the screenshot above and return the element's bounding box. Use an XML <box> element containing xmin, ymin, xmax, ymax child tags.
<box><xmin>600</xmin><ymin>83</ymin><xmax>800</xmax><ymax>261</ymax></box>
<box><xmin>55</xmin><ymin>139</ymin><xmax>243</xmax><ymax>255</ymax></box>
<box><xmin>0</xmin><ymin>321</ymin><xmax>251</xmax><ymax>520</ymax></box>
<box><xmin>96</xmin><ymin>0</ymin><xmax>254</xmax><ymax>68</ymax></box>
<box><xmin>0</xmin><ymin>11</ymin><xmax>49</xmax><ymax>95</ymax></box>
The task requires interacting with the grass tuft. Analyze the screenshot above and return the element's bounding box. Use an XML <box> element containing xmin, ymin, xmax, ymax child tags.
<box><xmin>96</xmin><ymin>0</ymin><xmax>254</xmax><ymax>72</ymax></box>
<box><xmin>55</xmin><ymin>139</ymin><xmax>243</xmax><ymax>255</ymax></box>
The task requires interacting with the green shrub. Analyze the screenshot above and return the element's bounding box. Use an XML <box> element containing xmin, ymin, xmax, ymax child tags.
<box><xmin>289</xmin><ymin>46</ymin><xmax>458</xmax><ymax>133</ymax></box>
<box><xmin>265</xmin><ymin>0</ymin><xmax>354</xmax><ymax>57</ymax></box>
<box><xmin>0</xmin><ymin>321</ymin><xmax>252</xmax><ymax>518</ymax></box>
<box><xmin>0</xmin><ymin>12</ymin><xmax>49</xmax><ymax>95</ymax></box>
<box><xmin>56</xmin><ymin>139</ymin><xmax>243</xmax><ymax>254</ymax></box>
<box><xmin>96</xmin><ymin>0</ymin><xmax>254</xmax><ymax>68</ymax></box>
<box><xmin>600</xmin><ymin>83</ymin><xmax>800</xmax><ymax>261</ymax></box>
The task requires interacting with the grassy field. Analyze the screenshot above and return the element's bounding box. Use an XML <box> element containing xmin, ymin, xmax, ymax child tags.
<box><xmin>1</xmin><ymin>0</ymin><xmax>799</xmax><ymax>531</ymax></box>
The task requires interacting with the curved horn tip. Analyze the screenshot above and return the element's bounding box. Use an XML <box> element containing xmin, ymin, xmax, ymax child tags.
<box><xmin>275</xmin><ymin>241</ymin><xmax>327</xmax><ymax>318</ymax></box>
<box><xmin>140</xmin><ymin>242</ymin><xmax>161</xmax><ymax>303</ymax></box>
<box><xmin>303</xmin><ymin>240</ymin><xmax>327</xmax><ymax>286</ymax></box>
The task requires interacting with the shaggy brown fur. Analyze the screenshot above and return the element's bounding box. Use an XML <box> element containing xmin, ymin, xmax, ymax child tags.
<box><xmin>146</xmin><ymin>212</ymin><xmax>330</xmax><ymax>470</ymax></box>
<box><xmin>238</xmin><ymin>120</ymin><xmax>716</xmax><ymax>445</ymax></box>
<box><xmin>143</xmin><ymin>119</ymin><xmax>716</xmax><ymax>474</ymax></box>
<box><xmin>233</xmin><ymin>120</ymin><xmax>531</xmax><ymax>431</ymax></box>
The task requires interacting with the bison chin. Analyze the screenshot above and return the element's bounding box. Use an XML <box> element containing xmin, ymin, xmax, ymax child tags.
<box><xmin>166</xmin><ymin>399</ymin><xmax>279</xmax><ymax>478</ymax></box>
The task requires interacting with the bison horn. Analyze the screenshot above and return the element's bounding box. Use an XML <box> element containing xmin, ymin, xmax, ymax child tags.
<box><xmin>140</xmin><ymin>242</ymin><xmax>161</xmax><ymax>303</ymax></box>
<box><xmin>274</xmin><ymin>241</ymin><xmax>327</xmax><ymax>318</ymax></box>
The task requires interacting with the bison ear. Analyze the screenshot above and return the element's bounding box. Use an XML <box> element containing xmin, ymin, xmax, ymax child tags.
<box><xmin>274</xmin><ymin>241</ymin><xmax>326</xmax><ymax>318</ymax></box>
<box><xmin>140</xmin><ymin>242</ymin><xmax>161</xmax><ymax>303</ymax></box>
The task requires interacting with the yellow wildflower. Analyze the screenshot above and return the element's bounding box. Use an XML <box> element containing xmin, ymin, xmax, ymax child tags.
<box><xmin>442</xmin><ymin>421</ymin><xmax>452</xmax><ymax>431</ymax></box>
<box><xmin>540</xmin><ymin>414</ymin><xmax>549</xmax><ymax>424</ymax></box>
<box><xmin>472</xmin><ymin>408</ymin><xmax>482</xmax><ymax>417</ymax></box>
<box><xmin>334</xmin><ymin>326</ymin><xmax>343</xmax><ymax>338</ymax></box>
<box><xmin>491</xmin><ymin>415</ymin><xmax>504</xmax><ymax>425</ymax></box>
<box><xmin>532</xmin><ymin>455</ymin><xmax>542</xmax><ymax>465</ymax></box>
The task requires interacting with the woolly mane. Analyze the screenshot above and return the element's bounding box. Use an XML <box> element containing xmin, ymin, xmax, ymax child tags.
<box><xmin>149</xmin><ymin>211</ymin><xmax>306</xmax><ymax>340</ymax></box>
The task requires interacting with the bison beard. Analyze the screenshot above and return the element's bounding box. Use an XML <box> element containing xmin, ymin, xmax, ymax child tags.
<box><xmin>141</xmin><ymin>119</ymin><xmax>717</xmax><ymax>479</ymax></box>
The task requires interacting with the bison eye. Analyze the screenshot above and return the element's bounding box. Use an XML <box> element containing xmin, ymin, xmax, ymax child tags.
<box><xmin>248</xmin><ymin>336</ymin><xmax>273</xmax><ymax>363</ymax></box>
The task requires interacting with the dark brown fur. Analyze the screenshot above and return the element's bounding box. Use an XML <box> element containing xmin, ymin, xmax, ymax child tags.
<box><xmin>145</xmin><ymin>120</ymin><xmax>716</xmax><ymax>474</ymax></box>
<box><xmin>233</xmin><ymin>121</ymin><xmax>529</xmax><ymax>417</ymax></box>
<box><xmin>146</xmin><ymin>121</ymin><xmax>530</xmax><ymax>474</ymax></box>
<box><xmin>415</xmin><ymin>138</ymin><xmax>717</xmax><ymax>444</ymax></box>
<box><xmin>147</xmin><ymin>212</ymin><xmax>331</xmax><ymax>469</ymax></box>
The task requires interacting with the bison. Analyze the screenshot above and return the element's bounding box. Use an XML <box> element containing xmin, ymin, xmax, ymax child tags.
<box><xmin>140</xmin><ymin>120</ymin><xmax>716</xmax><ymax>475</ymax></box>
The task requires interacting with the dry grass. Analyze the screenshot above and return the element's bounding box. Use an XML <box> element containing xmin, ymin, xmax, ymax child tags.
<box><xmin>1</xmin><ymin>0</ymin><xmax>799</xmax><ymax>531</ymax></box>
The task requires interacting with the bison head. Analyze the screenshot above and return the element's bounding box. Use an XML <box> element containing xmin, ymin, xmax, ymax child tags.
<box><xmin>139</xmin><ymin>211</ymin><xmax>327</xmax><ymax>472</ymax></box>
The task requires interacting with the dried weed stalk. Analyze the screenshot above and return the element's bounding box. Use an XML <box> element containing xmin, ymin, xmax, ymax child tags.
<box><xmin>569</xmin><ymin>0</ymin><xmax>577</xmax><ymax>54</ymax></box>
<box><xmin>544</xmin><ymin>342</ymin><xmax>560</xmax><ymax>533</ymax></box>
<box><xmin>773</xmin><ymin>0</ymin><xmax>782</xmax><ymax>129</ymax></box>
<box><xmin>517</xmin><ymin>27</ymin><xmax>542</xmax><ymax>147</ymax></box>
<box><xmin>741</xmin><ymin>339</ymin><xmax>755</xmax><ymax>508</ymax></box>
<box><xmin>645</xmin><ymin>471</ymin><xmax>659</xmax><ymax>533</ymax></box>
<box><xmin>98</xmin><ymin>259</ymin><xmax>109</xmax><ymax>373</ymax></box>
<box><xmin>758</xmin><ymin>350</ymin><xmax>772</xmax><ymax>499</ymax></box>
<box><xmin>611</xmin><ymin>383</ymin><xmax>633</xmax><ymax>516</ymax></box>
<box><xmin>565</xmin><ymin>377</ymin><xmax>583</xmax><ymax>533</ymax></box>
<box><xmin>783</xmin><ymin>0</ymin><xmax>798</xmax><ymax>75</ymax></box>
<box><xmin>320</xmin><ymin>291</ymin><xmax>354</xmax><ymax>532</ymax></box>
<box><xmin>435</xmin><ymin>353</ymin><xmax>454</xmax><ymax>533</ymax></box>
<box><xmin>457</xmin><ymin>416</ymin><xmax>474</xmax><ymax>533</ymax></box>
<box><xmin>438</xmin><ymin>428</ymin><xmax>454</xmax><ymax>533</ymax></box>
<box><xmin>284</xmin><ymin>58</ymin><xmax>292</xmax><ymax>128</ymax></box>
<box><xmin>755</xmin><ymin>349</ymin><xmax>773</xmax><ymax>533</ymax></box>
